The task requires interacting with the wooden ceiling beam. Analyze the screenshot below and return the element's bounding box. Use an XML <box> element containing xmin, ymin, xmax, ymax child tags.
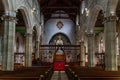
<box><xmin>63</xmin><ymin>0</ymin><xmax>73</xmax><ymax>6</ymax></box>
<box><xmin>45</xmin><ymin>6</ymin><xmax>78</xmax><ymax>9</ymax></box>
<box><xmin>70</xmin><ymin>0</ymin><xmax>81</xmax><ymax>6</ymax></box>
<box><xmin>45</xmin><ymin>16</ymin><xmax>74</xmax><ymax>19</ymax></box>
<box><xmin>44</xmin><ymin>13</ymin><xmax>76</xmax><ymax>15</ymax></box>
<box><xmin>43</xmin><ymin>11</ymin><xmax>76</xmax><ymax>15</ymax></box>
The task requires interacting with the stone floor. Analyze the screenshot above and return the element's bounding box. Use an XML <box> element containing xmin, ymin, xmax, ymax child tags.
<box><xmin>51</xmin><ymin>71</ymin><xmax>69</xmax><ymax>80</ymax></box>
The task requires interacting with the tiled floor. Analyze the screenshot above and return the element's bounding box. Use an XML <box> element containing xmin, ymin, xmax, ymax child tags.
<box><xmin>51</xmin><ymin>71</ymin><xmax>69</xmax><ymax>80</ymax></box>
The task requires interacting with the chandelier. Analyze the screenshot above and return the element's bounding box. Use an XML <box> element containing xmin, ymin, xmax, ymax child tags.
<box><xmin>56</xmin><ymin>20</ymin><xmax>64</xmax><ymax>30</ymax></box>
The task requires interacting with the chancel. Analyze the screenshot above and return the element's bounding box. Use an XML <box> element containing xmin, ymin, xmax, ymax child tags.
<box><xmin>0</xmin><ymin>0</ymin><xmax>120</xmax><ymax>80</ymax></box>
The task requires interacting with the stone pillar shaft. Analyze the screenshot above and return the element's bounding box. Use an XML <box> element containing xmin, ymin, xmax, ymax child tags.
<box><xmin>25</xmin><ymin>33</ymin><xmax>33</xmax><ymax>67</ymax></box>
<box><xmin>2</xmin><ymin>15</ymin><xmax>16</xmax><ymax>71</ymax></box>
<box><xmin>104</xmin><ymin>15</ymin><xmax>118</xmax><ymax>71</ymax></box>
<box><xmin>0</xmin><ymin>37</ymin><xmax>2</xmax><ymax>65</ymax></box>
<box><xmin>80</xmin><ymin>41</ymin><xmax>85</xmax><ymax>66</ymax></box>
<box><xmin>87</xmin><ymin>33</ymin><xmax>95</xmax><ymax>67</ymax></box>
<box><xmin>35</xmin><ymin>41</ymin><xmax>40</xmax><ymax>59</ymax></box>
<box><xmin>117</xmin><ymin>21</ymin><xmax>120</xmax><ymax>66</ymax></box>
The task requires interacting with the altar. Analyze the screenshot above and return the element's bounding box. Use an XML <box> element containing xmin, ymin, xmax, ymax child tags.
<box><xmin>53</xmin><ymin>35</ymin><xmax>66</xmax><ymax>71</ymax></box>
<box><xmin>55</xmin><ymin>54</ymin><xmax>64</xmax><ymax>61</ymax></box>
<box><xmin>54</xmin><ymin>49</ymin><xmax>65</xmax><ymax>71</ymax></box>
<box><xmin>54</xmin><ymin>60</ymin><xmax>65</xmax><ymax>71</ymax></box>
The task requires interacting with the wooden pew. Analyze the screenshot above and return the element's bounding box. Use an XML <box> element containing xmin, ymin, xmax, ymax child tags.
<box><xmin>0</xmin><ymin>65</ymin><xmax>1</xmax><ymax>70</ymax></box>
<box><xmin>65</xmin><ymin>66</ymin><xmax>120</xmax><ymax>80</ymax></box>
<box><xmin>0</xmin><ymin>66</ymin><xmax>54</xmax><ymax>80</ymax></box>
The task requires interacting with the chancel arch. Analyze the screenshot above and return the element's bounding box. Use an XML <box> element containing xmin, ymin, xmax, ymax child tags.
<box><xmin>43</xmin><ymin>11</ymin><xmax>76</xmax><ymax>44</ymax></box>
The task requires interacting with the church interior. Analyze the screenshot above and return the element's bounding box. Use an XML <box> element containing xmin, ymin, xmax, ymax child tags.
<box><xmin>0</xmin><ymin>0</ymin><xmax>120</xmax><ymax>80</ymax></box>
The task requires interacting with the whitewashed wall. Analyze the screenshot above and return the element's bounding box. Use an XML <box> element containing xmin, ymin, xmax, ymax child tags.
<box><xmin>43</xmin><ymin>19</ymin><xmax>76</xmax><ymax>44</ymax></box>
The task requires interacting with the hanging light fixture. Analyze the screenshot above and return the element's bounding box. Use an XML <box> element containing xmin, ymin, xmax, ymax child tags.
<box><xmin>56</xmin><ymin>10</ymin><xmax>64</xmax><ymax>30</ymax></box>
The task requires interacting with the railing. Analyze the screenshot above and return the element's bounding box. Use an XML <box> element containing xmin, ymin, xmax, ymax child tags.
<box><xmin>40</xmin><ymin>45</ymin><xmax>80</xmax><ymax>50</ymax></box>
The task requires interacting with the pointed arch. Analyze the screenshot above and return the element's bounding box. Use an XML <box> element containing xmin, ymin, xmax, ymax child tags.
<box><xmin>88</xmin><ymin>5</ymin><xmax>104</xmax><ymax>33</ymax></box>
<box><xmin>49</xmin><ymin>32</ymin><xmax>71</xmax><ymax>44</ymax></box>
<box><xmin>2</xmin><ymin>0</ymin><xmax>9</xmax><ymax>12</ymax></box>
<box><xmin>18</xmin><ymin>6</ymin><xmax>32</xmax><ymax>34</ymax></box>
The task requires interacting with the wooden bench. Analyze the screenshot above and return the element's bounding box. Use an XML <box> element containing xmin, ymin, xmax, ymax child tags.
<box><xmin>0</xmin><ymin>66</ymin><xmax>54</xmax><ymax>80</ymax></box>
<box><xmin>0</xmin><ymin>65</ymin><xmax>1</xmax><ymax>70</ymax></box>
<box><xmin>65</xmin><ymin>66</ymin><xmax>120</xmax><ymax>80</ymax></box>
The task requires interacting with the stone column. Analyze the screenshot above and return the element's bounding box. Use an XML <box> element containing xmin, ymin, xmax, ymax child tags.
<box><xmin>1</xmin><ymin>15</ymin><xmax>16</xmax><ymax>71</ymax></box>
<box><xmin>117</xmin><ymin>21</ymin><xmax>120</xmax><ymax>66</ymax></box>
<box><xmin>87</xmin><ymin>33</ymin><xmax>95</xmax><ymax>67</ymax></box>
<box><xmin>76</xmin><ymin>41</ymin><xmax>80</xmax><ymax>62</ymax></box>
<box><xmin>25</xmin><ymin>33</ymin><xmax>33</xmax><ymax>67</ymax></box>
<box><xmin>0</xmin><ymin>37</ymin><xmax>2</xmax><ymax>65</ymax></box>
<box><xmin>80</xmin><ymin>41</ymin><xmax>85</xmax><ymax>66</ymax></box>
<box><xmin>76</xmin><ymin>25</ymin><xmax>80</xmax><ymax>62</ymax></box>
<box><xmin>104</xmin><ymin>15</ymin><xmax>118</xmax><ymax>71</ymax></box>
<box><xmin>35</xmin><ymin>40</ymin><xmax>40</xmax><ymax>59</ymax></box>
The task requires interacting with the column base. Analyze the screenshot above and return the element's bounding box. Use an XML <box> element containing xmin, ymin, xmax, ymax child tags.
<box><xmin>80</xmin><ymin>61</ymin><xmax>85</xmax><ymax>66</ymax></box>
<box><xmin>105</xmin><ymin>66</ymin><xmax>118</xmax><ymax>71</ymax></box>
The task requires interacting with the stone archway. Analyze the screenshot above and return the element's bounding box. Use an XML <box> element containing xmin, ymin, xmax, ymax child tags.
<box><xmin>86</xmin><ymin>5</ymin><xmax>104</xmax><ymax>67</ymax></box>
<box><xmin>16</xmin><ymin>7</ymin><xmax>33</xmax><ymax>67</ymax></box>
<box><xmin>88</xmin><ymin>5</ymin><xmax>103</xmax><ymax>33</ymax></box>
<box><xmin>1</xmin><ymin>0</ymin><xmax>41</xmax><ymax>70</ymax></box>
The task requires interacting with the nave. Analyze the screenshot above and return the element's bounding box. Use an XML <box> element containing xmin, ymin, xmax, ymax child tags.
<box><xmin>1</xmin><ymin>64</ymin><xmax>120</xmax><ymax>80</ymax></box>
<box><xmin>51</xmin><ymin>71</ymin><xmax>68</xmax><ymax>80</ymax></box>
<box><xmin>0</xmin><ymin>0</ymin><xmax>120</xmax><ymax>80</ymax></box>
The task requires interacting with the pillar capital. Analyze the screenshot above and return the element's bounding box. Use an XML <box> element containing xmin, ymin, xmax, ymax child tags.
<box><xmin>103</xmin><ymin>15</ymin><xmax>118</xmax><ymax>23</ymax></box>
<box><xmin>79</xmin><ymin>40</ymin><xmax>84</xmax><ymax>44</ymax></box>
<box><xmin>1</xmin><ymin>15</ymin><xmax>17</xmax><ymax>22</ymax></box>
<box><xmin>80</xmin><ymin>41</ymin><xmax>84</xmax><ymax>44</ymax></box>
<box><xmin>86</xmin><ymin>32</ymin><xmax>95</xmax><ymax>37</ymax></box>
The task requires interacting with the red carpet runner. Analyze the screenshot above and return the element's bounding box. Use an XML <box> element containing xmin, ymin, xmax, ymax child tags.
<box><xmin>54</xmin><ymin>61</ymin><xmax>65</xmax><ymax>71</ymax></box>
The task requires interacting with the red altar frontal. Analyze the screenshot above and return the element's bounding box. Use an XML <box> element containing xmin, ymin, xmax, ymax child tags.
<box><xmin>54</xmin><ymin>61</ymin><xmax>65</xmax><ymax>71</ymax></box>
<box><xmin>54</xmin><ymin>55</ymin><xmax>65</xmax><ymax>71</ymax></box>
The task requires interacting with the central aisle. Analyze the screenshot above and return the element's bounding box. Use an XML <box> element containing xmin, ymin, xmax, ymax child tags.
<box><xmin>51</xmin><ymin>71</ymin><xmax>69</xmax><ymax>80</ymax></box>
